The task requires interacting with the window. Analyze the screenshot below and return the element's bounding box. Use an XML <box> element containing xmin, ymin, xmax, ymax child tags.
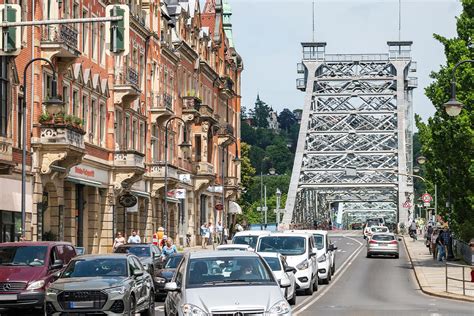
<box><xmin>169</xmin><ymin>133</ymin><xmax>174</xmax><ymax>162</ymax></box>
<box><xmin>0</xmin><ymin>57</ymin><xmax>8</xmax><ymax>137</ymax></box>
<box><xmin>90</xmin><ymin>99</ymin><xmax>96</xmax><ymax>138</ymax></box>
<box><xmin>151</xmin><ymin>124</ymin><xmax>158</xmax><ymax>161</ymax></box>
<box><xmin>139</xmin><ymin>122</ymin><xmax>145</xmax><ymax>153</ymax></box>
<box><xmin>132</xmin><ymin>119</ymin><xmax>137</xmax><ymax>150</ymax></box>
<box><xmin>99</xmin><ymin>24</ymin><xmax>105</xmax><ymax>65</ymax></box>
<box><xmin>82</xmin><ymin>95</ymin><xmax>88</xmax><ymax>133</ymax></box>
<box><xmin>62</xmin><ymin>84</ymin><xmax>70</xmax><ymax>114</ymax></box>
<box><xmin>63</xmin><ymin>0</ymin><xmax>70</xmax><ymax>18</ymax></box>
<box><xmin>99</xmin><ymin>103</ymin><xmax>105</xmax><ymax>145</ymax></box>
<box><xmin>92</xmin><ymin>16</ymin><xmax>98</xmax><ymax>61</ymax></box>
<box><xmin>43</xmin><ymin>73</ymin><xmax>52</xmax><ymax>99</ymax></box>
<box><xmin>125</xmin><ymin>114</ymin><xmax>130</xmax><ymax>149</ymax></box>
<box><xmin>115</xmin><ymin>110</ymin><xmax>123</xmax><ymax>149</ymax></box>
<box><xmin>82</xmin><ymin>10</ymin><xmax>89</xmax><ymax>54</ymax></box>
<box><xmin>72</xmin><ymin>90</ymin><xmax>78</xmax><ymax>116</ymax></box>
<box><xmin>140</xmin><ymin>54</ymin><xmax>145</xmax><ymax>89</ymax></box>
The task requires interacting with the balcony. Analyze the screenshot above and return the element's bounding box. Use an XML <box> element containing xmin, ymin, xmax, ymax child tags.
<box><xmin>0</xmin><ymin>136</ymin><xmax>14</xmax><ymax>174</ymax></box>
<box><xmin>113</xmin><ymin>150</ymin><xmax>145</xmax><ymax>190</ymax></box>
<box><xmin>198</xmin><ymin>104</ymin><xmax>219</xmax><ymax>126</ymax></box>
<box><xmin>40</xmin><ymin>25</ymin><xmax>80</xmax><ymax>70</ymax></box>
<box><xmin>225</xmin><ymin>176</ymin><xmax>239</xmax><ymax>189</ymax></box>
<box><xmin>218</xmin><ymin>123</ymin><xmax>236</xmax><ymax>147</ymax></box>
<box><xmin>146</xmin><ymin>162</ymin><xmax>180</xmax><ymax>182</ymax></box>
<box><xmin>296</xmin><ymin>78</ymin><xmax>306</xmax><ymax>91</ymax></box>
<box><xmin>297</xmin><ymin>63</ymin><xmax>305</xmax><ymax>74</ymax></box>
<box><xmin>150</xmin><ymin>93</ymin><xmax>174</xmax><ymax>124</ymax></box>
<box><xmin>193</xmin><ymin>161</ymin><xmax>215</xmax><ymax>178</ymax></box>
<box><xmin>181</xmin><ymin>95</ymin><xmax>201</xmax><ymax>122</ymax></box>
<box><xmin>113</xmin><ymin>67</ymin><xmax>141</xmax><ymax>107</ymax></box>
<box><xmin>407</xmin><ymin>77</ymin><xmax>418</xmax><ymax>89</ymax></box>
<box><xmin>219</xmin><ymin>77</ymin><xmax>234</xmax><ymax>100</ymax></box>
<box><xmin>33</xmin><ymin>124</ymin><xmax>86</xmax><ymax>175</ymax></box>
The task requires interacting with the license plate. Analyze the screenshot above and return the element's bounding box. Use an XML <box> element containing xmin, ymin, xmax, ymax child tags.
<box><xmin>0</xmin><ymin>294</ymin><xmax>17</xmax><ymax>301</ymax></box>
<box><xmin>69</xmin><ymin>301</ymin><xmax>94</xmax><ymax>309</ymax></box>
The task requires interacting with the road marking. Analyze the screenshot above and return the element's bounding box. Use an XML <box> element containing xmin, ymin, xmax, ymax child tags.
<box><xmin>293</xmin><ymin>236</ymin><xmax>364</xmax><ymax>315</ymax></box>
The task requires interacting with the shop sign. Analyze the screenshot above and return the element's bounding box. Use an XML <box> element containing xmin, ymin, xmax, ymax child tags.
<box><xmin>175</xmin><ymin>189</ymin><xmax>186</xmax><ymax>199</ymax></box>
<box><xmin>179</xmin><ymin>173</ymin><xmax>192</xmax><ymax>184</ymax></box>
<box><xmin>119</xmin><ymin>193</ymin><xmax>138</xmax><ymax>208</ymax></box>
<box><xmin>69</xmin><ymin>164</ymin><xmax>108</xmax><ymax>183</ymax></box>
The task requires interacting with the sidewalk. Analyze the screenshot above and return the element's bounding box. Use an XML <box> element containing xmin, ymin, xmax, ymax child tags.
<box><xmin>403</xmin><ymin>236</ymin><xmax>474</xmax><ymax>302</ymax></box>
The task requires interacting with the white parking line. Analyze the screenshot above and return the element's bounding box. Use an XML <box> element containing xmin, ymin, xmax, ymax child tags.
<box><xmin>293</xmin><ymin>236</ymin><xmax>364</xmax><ymax>315</ymax></box>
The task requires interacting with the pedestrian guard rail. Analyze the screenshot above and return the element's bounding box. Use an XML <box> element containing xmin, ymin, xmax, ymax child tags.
<box><xmin>445</xmin><ymin>262</ymin><xmax>474</xmax><ymax>297</ymax></box>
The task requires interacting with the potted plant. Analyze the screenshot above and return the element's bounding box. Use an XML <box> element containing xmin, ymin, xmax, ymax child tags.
<box><xmin>64</xmin><ymin>114</ymin><xmax>73</xmax><ymax>126</ymax></box>
<box><xmin>54</xmin><ymin>112</ymin><xmax>65</xmax><ymax>124</ymax></box>
<box><xmin>39</xmin><ymin>112</ymin><xmax>52</xmax><ymax>124</ymax></box>
<box><xmin>73</xmin><ymin>116</ymin><xmax>83</xmax><ymax>128</ymax></box>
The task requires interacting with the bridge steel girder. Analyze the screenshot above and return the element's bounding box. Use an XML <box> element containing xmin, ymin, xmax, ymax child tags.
<box><xmin>284</xmin><ymin>42</ymin><xmax>416</xmax><ymax>229</ymax></box>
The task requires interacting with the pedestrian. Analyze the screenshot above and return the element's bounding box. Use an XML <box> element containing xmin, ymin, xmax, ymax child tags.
<box><xmin>436</xmin><ymin>226</ymin><xmax>448</xmax><ymax>262</ymax></box>
<box><xmin>127</xmin><ymin>230</ymin><xmax>141</xmax><ymax>244</ymax></box>
<box><xmin>469</xmin><ymin>239</ymin><xmax>474</xmax><ymax>283</ymax></box>
<box><xmin>425</xmin><ymin>223</ymin><xmax>434</xmax><ymax>253</ymax></box>
<box><xmin>161</xmin><ymin>238</ymin><xmax>178</xmax><ymax>260</ymax></box>
<box><xmin>200</xmin><ymin>223</ymin><xmax>209</xmax><ymax>249</ymax></box>
<box><xmin>223</xmin><ymin>225</ymin><xmax>229</xmax><ymax>244</ymax></box>
<box><xmin>216</xmin><ymin>221</ymin><xmax>223</xmax><ymax>244</ymax></box>
<box><xmin>208</xmin><ymin>221</ymin><xmax>214</xmax><ymax>245</ymax></box>
<box><xmin>431</xmin><ymin>227</ymin><xmax>440</xmax><ymax>259</ymax></box>
<box><xmin>113</xmin><ymin>232</ymin><xmax>125</xmax><ymax>251</ymax></box>
<box><xmin>160</xmin><ymin>235</ymin><xmax>168</xmax><ymax>249</ymax></box>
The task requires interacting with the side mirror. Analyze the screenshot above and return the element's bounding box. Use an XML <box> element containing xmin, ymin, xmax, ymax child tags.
<box><xmin>309</xmin><ymin>252</ymin><xmax>317</xmax><ymax>258</ymax></box>
<box><xmin>164</xmin><ymin>281</ymin><xmax>180</xmax><ymax>292</ymax></box>
<box><xmin>53</xmin><ymin>270</ymin><xmax>62</xmax><ymax>279</ymax></box>
<box><xmin>133</xmin><ymin>270</ymin><xmax>144</xmax><ymax>277</ymax></box>
<box><xmin>279</xmin><ymin>278</ymin><xmax>291</xmax><ymax>288</ymax></box>
<box><xmin>50</xmin><ymin>259</ymin><xmax>64</xmax><ymax>270</ymax></box>
<box><xmin>284</xmin><ymin>266</ymin><xmax>295</xmax><ymax>273</ymax></box>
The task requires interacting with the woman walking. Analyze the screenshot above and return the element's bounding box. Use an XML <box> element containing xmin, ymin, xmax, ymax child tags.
<box><xmin>112</xmin><ymin>232</ymin><xmax>125</xmax><ymax>251</ymax></box>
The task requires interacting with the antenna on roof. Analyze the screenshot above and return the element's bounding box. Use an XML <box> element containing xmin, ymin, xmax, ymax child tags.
<box><xmin>312</xmin><ymin>0</ymin><xmax>315</xmax><ymax>42</ymax></box>
<box><xmin>398</xmin><ymin>0</ymin><xmax>402</xmax><ymax>41</ymax></box>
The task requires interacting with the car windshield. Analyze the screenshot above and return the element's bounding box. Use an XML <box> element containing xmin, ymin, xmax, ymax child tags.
<box><xmin>372</xmin><ymin>235</ymin><xmax>395</xmax><ymax>241</ymax></box>
<box><xmin>164</xmin><ymin>255</ymin><xmax>183</xmax><ymax>269</ymax></box>
<box><xmin>61</xmin><ymin>258</ymin><xmax>128</xmax><ymax>278</ymax></box>
<box><xmin>186</xmin><ymin>256</ymin><xmax>275</xmax><ymax>287</ymax></box>
<box><xmin>0</xmin><ymin>246</ymin><xmax>48</xmax><ymax>266</ymax></box>
<box><xmin>257</xmin><ymin>236</ymin><xmax>306</xmax><ymax>255</ymax></box>
<box><xmin>115</xmin><ymin>246</ymin><xmax>150</xmax><ymax>257</ymax></box>
<box><xmin>313</xmin><ymin>234</ymin><xmax>324</xmax><ymax>250</ymax></box>
<box><xmin>262</xmin><ymin>257</ymin><xmax>282</xmax><ymax>271</ymax></box>
<box><xmin>232</xmin><ymin>236</ymin><xmax>258</xmax><ymax>248</ymax></box>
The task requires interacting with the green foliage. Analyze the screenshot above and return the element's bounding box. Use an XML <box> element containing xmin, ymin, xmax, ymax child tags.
<box><xmin>416</xmin><ymin>0</ymin><xmax>474</xmax><ymax>242</ymax></box>
<box><xmin>277</xmin><ymin>108</ymin><xmax>297</xmax><ymax>132</ymax></box>
<box><xmin>253</xmin><ymin>96</ymin><xmax>271</xmax><ymax>128</ymax></box>
<box><xmin>39</xmin><ymin>112</ymin><xmax>52</xmax><ymax>123</ymax></box>
<box><xmin>240</xmin><ymin>143</ymin><xmax>256</xmax><ymax>191</ymax></box>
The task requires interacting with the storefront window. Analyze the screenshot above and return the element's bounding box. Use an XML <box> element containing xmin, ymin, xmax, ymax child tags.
<box><xmin>0</xmin><ymin>211</ymin><xmax>22</xmax><ymax>242</ymax></box>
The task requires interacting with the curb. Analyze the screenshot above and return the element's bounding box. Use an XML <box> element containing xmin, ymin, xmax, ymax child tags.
<box><xmin>402</xmin><ymin>236</ymin><xmax>474</xmax><ymax>303</ymax></box>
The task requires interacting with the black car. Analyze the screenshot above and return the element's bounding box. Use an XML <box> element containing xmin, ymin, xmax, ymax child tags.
<box><xmin>114</xmin><ymin>244</ymin><xmax>162</xmax><ymax>291</ymax></box>
<box><xmin>154</xmin><ymin>253</ymin><xmax>183</xmax><ymax>300</ymax></box>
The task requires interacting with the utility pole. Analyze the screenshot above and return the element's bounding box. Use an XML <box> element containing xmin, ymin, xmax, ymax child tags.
<box><xmin>264</xmin><ymin>185</ymin><xmax>267</xmax><ymax>229</ymax></box>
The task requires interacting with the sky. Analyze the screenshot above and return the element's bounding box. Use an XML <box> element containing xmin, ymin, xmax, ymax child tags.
<box><xmin>223</xmin><ymin>0</ymin><xmax>463</xmax><ymax>121</ymax></box>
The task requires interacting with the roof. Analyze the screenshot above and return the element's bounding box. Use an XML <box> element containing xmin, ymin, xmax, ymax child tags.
<box><xmin>188</xmin><ymin>250</ymin><xmax>259</xmax><ymax>259</ymax></box>
<box><xmin>72</xmin><ymin>254</ymin><xmax>131</xmax><ymax>260</ymax></box>
<box><xmin>234</xmin><ymin>230</ymin><xmax>271</xmax><ymax>237</ymax></box>
<box><xmin>286</xmin><ymin>229</ymin><xmax>328</xmax><ymax>236</ymax></box>
<box><xmin>263</xmin><ymin>232</ymin><xmax>312</xmax><ymax>238</ymax></box>
<box><xmin>116</xmin><ymin>243</ymin><xmax>152</xmax><ymax>247</ymax></box>
<box><xmin>0</xmin><ymin>241</ymin><xmax>73</xmax><ymax>247</ymax></box>
<box><xmin>258</xmin><ymin>252</ymin><xmax>281</xmax><ymax>258</ymax></box>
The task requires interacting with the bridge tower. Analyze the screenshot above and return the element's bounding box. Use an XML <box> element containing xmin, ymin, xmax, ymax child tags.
<box><xmin>283</xmin><ymin>42</ymin><xmax>417</xmax><ymax>229</ymax></box>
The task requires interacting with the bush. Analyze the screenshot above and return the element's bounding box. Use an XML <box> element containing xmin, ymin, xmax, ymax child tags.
<box><xmin>457</xmin><ymin>219</ymin><xmax>474</xmax><ymax>243</ymax></box>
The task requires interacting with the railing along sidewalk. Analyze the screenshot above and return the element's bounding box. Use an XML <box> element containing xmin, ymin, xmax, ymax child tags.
<box><xmin>445</xmin><ymin>261</ymin><xmax>474</xmax><ymax>296</ymax></box>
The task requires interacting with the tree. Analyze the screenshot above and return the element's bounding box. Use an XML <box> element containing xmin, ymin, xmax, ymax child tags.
<box><xmin>277</xmin><ymin>108</ymin><xmax>297</xmax><ymax>132</ymax></box>
<box><xmin>416</xmin><ymin>0</ymin><xmax>474</xmax><ymax>242</ymax></box>
<box><xmin>239</xmin><ymin>142</ymin><xmax>255</xmax><ymax>192</ymax></box>
<box><xmin>253</xmin><ymin>94</ymin><xmax>271</xmax><ymax>128</ymax></box>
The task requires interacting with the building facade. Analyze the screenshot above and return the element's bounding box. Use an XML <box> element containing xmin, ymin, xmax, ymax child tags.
<box><xmin>0</xmin><ymin>0</ymin><xmax>242</xmax><ymax>252</ymax></box>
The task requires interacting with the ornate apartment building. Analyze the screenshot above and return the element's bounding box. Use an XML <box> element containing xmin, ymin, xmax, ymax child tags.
<box><xmin>0</xmin><ymin>0</ymin><xmax>242</xmax><ymax>252</ymax></box>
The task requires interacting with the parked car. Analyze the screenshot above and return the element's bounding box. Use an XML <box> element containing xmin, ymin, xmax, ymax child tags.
<box><xmin>257</xmin><ymin>232</ymin><xmax>318</xmax><ymax>295</ymax></box>
<box><xmin>366</xmin><ymin>233</ymin><xmax>400</xmax><ymax>258</ymax></box>
<box><xmin>292</xmin><ymin>230</ymin><xmax>337</xmax><ymax>284</ymax></box>
<box><xmin>259</xmin><ymin>252</ymin><xmax>297</xmax><ymax>305</ymax></box>
<box><xmin>231</xmin><ymin>230</ymin><xmax>271</xmax><ymax>250</ymax></box>
<box><xmin>164</xmin><ymin>251</ymin><xmax>291</xmax><ymax>316</ymax></box>
<box><xmin>155</xmin><ymin>253</ymin><xmax>184</xmax><ymax>300</ymax></box>
<box><xmin>114</xmin><ymin>244</ymin><xmax>162</xmax><ymax>282</ymax></box>
<box><xmin>216</xmin><ymin>244</ymin><xmax>253</xmax><ymax>251</ymax></box>
<box><xmin>0</xmin><ymin>241</ymin><xmax>76</xmax><ymax>312</ymax></box>
<box><xmin>45</xmin><ymin>254</ymin><xmax>155</xmax><ymax>315</ymax></box>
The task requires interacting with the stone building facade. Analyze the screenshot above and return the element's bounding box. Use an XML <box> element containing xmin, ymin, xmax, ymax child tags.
<box><xmin>0</xmin><ymin>0</ymin><xmax>242</xmax><ymax>253</ymax></box>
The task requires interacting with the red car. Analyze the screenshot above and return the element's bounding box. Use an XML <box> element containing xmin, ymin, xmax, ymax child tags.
<box><xmin>0</xmin><ymin>241</ymin><xmax>76</xmax><ymax>312</ymax></box>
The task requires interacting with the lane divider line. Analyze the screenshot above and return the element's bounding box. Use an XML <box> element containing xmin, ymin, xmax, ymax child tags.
<box><xmin>293</xmin><ymin>236</ymin><xmax>364</xmax><ymax>315</ymax></box>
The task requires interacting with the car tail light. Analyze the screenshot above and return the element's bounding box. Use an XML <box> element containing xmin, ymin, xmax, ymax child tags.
<box><xmin>389</xmin><ymin>240</ymin><xmax>398</xmax><ymax>244</ymax></box>
<box><xmin>369</xmin><ymin>240</ymin><xmax>378</xmax><ymax>244</ymax></box>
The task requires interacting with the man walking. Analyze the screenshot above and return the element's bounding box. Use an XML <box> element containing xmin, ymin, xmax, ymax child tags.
<box><xmin>216</xmin><ymin>221</ymin><xmax>223</xmax><ymax>244</ymax></box>
<box><xmin>200</xmin><ymin>223</ymin><xmax>209</xmax><ymax>249</ymax></box>
<box><xmin>127</xmin><ymin>230</ymin><xmax>141</xmax><ymax>244</ymax></box>
<box><xmin>436</xmin><ymin>225</ymin><xmax>449</xmax><ymax>262</ymax></box>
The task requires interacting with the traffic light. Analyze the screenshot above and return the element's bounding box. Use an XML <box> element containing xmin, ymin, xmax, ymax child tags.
<box><xmin>105</xmin><ymin>5</ymin><xmax>129</xmax><ymax>56</ymax></box>
<box><xmin>0</xmin><ymin>4</ymin><xmax>21</xmax><ymax>55</ymax></box>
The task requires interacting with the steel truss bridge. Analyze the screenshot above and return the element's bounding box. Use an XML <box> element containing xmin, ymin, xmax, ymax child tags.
<box><xmin>283</xmin><ymin>42</ymin><xmax>416</xmax><ymax>229</ymax></box>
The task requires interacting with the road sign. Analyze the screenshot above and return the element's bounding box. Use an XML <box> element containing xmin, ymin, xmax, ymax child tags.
<box><xmin>422</xmin><ymin>193</ymin><xmax>432</xmax><ymax>203</ymax></box>
<box><xmin>215</xmin><ymin>204</ymin><xmax>224</xmax><ymax>210</ymax></box>
<box><xmin>402</xmin><ymin>201</ymin><xmax>412</xmax><ymax>209</ymax></box>
<box><xmin>257</xmin><ymin>206</ymin><xmax>268</xmax><ymax>212</ymax></box>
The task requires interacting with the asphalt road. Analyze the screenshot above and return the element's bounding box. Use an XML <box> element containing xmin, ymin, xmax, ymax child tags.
<box><xmin>154</xmin><ymin>235</ymin><xmax>362</xmax><ymax>315</ymax></box>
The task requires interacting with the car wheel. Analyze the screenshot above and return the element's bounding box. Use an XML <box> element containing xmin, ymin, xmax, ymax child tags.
<box><xmin>394</xmin><ymin>254</ymin><xmax>399</xmax><ymax>259</ymax></box>
<box><xmin>141</xmin><ymin>291</ymin><xmax>155</xmax><ymax>316</ymax></box>
<box><xmin>331</xmin><ymin>261</ymin><xmax>336</xmax><ymax>275</ymax></box>
<box><xmin>304</xmin><ymin>278</ymin><xmax>314</xmax><ymax>295</ymax></box>
<box><xmin>366</xmin><ymin>253</ymin><xmax>371</xmax><ymax>258</ymax></box>
<box><xmin>288</xmin><ymin>288</ymin><xmax>297</xmax><ymax>305</ymax></box>
<box><xmin>128</xmin><ymin>296</ymin><xmax>136</xmax><ymax>316</ymax></box>
<box><xmin>313</xmin><ymin>275</ymin><xmax>318</xmax><ymax>291</ymax></box>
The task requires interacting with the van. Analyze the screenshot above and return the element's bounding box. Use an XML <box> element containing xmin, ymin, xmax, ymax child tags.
<box><xmin>0</xmin><ymin>241</ymin><xmax>76</xmax><ymax>311</ymax></box>
<box><xmin>231</xmin><ymin>230</ymin><xmax>271</xmax><ymax>250</ymax></box>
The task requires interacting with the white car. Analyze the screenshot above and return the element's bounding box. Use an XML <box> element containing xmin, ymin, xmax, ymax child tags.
<box><xmin>290</xmin><ymin>230</ymin><xmax>337</xmax><ymax>284</ymax></box>
<box><xmin>364</xmin><ymin>225</ymin><xmax>389</xmax><ymax>240</ymax></box>
<box><xmin>232</xmin><ymin>230</ymin><xmax>271</xmax><ymax>250</ymax></box>
<box><xmin>216</xmin><ymin>244</ymin><xmax>253</xmax><ymax>251</ymax></box>
<box><xmin>257</xmin><ymin>232</ymin><xmax>319</xmax><ymax>295</ymax></box>
<box><xmin>260</xmin><ymin>252</ymin><xmax>297</xmax><ymax>305</ymax></box>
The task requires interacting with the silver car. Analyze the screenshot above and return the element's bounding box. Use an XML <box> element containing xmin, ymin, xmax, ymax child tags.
<box><xmin>164</xmin><ymin>251</ymin><xmax>291</xmax><ymax>316</ymax></box>
<box><xmin>366</xmin><ymin>233</ymin><xmax>400</xmax><ymax>258</ymax></box>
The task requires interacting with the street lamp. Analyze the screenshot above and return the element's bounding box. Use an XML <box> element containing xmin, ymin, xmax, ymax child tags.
<box><xmin>164</xmin><ymin>117</ymin><xmax>191</xmax><ymax>235</ymax></box>
<box><xmin>21</xmin><ymin>58</ymin><xmax>62</xmax><ymax>240</ymax></box>
<box><xmin>413</xmin><ymin>166</ymin><xmax>420</xmax><ymax>173</ymax></box>
<box><xmin>416</xmin><ymin>156</ymin><xmax>427</xmax><ymax>165</ymax></box>
<box><xmin>443</xmin><ymin>59</ymin><xmax>474</xmax><ymax>117</ymax></box>
<box><xmin>276</xmin><ymin>188</ymin><xmax>282</xmax><ymax>224</ymax></box>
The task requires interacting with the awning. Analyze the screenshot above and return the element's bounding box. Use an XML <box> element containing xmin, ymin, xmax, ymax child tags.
<box><xmin>228</xmin><ymin>201</ymin><xmax>242</xmax><ymax>215</ymax></box>
<box><xmin>130</xmin><ymin>190</ymin><xmax>150</xmax><ymax>199</ymax></box>
<box><xmin>65</xmin><ymin>176</ymin><xmax>105</xmax><ymax>188</ymax></box>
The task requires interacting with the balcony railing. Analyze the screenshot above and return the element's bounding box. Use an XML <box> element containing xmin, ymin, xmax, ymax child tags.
<box><xmin>163</xmin><ymin>93</ymin><xmax>173</xmax><ymax>110</ymax></box>
<box><xmin>194</xmin><ymin>161</ymin><xmax>215</xmax><ymax>177</ymax></box>
<box><xmin>219</xmin><ymin>123</ymin><xmax>234</xmax><ymax>137</ymax></box>
<box><xmin>114</xmin><ymin>150</ymin><xmax>145</xmax><ymax>168</ymax></box>
<box><xmin>147</xmin><ymin>162</ymin><xmax>179</xmax><ymax>180</ymax></box>
<box><xmin>41</xmin><ymin>24</ymin><xmax>79</xmax><ymax>49</ymax></box>
<box><xmin>39</xmin><ymin>125</ymin><xmax>85</xmax><ymax>149</ymax></box>
<box><xmin>296</xmin><ymin>78</ymin><xmax>306</xmax><ymax>91</ymax></box>
<box><xmin>127</xmin><ymin>67</ymin><xmax>139</xmax><ymax>87</ymax></box>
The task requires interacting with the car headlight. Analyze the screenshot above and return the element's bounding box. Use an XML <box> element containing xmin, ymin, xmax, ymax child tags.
<box><xmin>104</xmin><ymin>286</ymin><xmax>126</xmax><ymax>295</ymax></box>
<box><xmin>182</xmin><ymin>303</ymin><xmax>206</xmax><ymax>316</ymax></box>
<box><xmin>296</xmin><ymin>260</ymin><xmax>309</xmax><ymax>270</ymax></box>
<box><xmin>26</xmin><ymin>280</ymin><xmax>45</xmax><ymax>290</ymax></box>
<box><xmin>317</xmin><ymin>254</ymin><xmax>327</xmax><ymax>263</ymax></box>
<box><xmin>155</xmin><ymin>277</ymin><xmax>167</xmax><ymax>283</ymax></box>
<box><xmin>46</xmin><ymin>287</ymin><xmax>61</xmax><ymax>295</ymax></box>
<box><xmin>268</xmin><ymin>300</ymin><xmax>291</xmax><ymax>315</ymax></box>
<box><xmin>142</xmin><ymin>263</ymin><xmax>150</xmax><ymax>271</ymax></box>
